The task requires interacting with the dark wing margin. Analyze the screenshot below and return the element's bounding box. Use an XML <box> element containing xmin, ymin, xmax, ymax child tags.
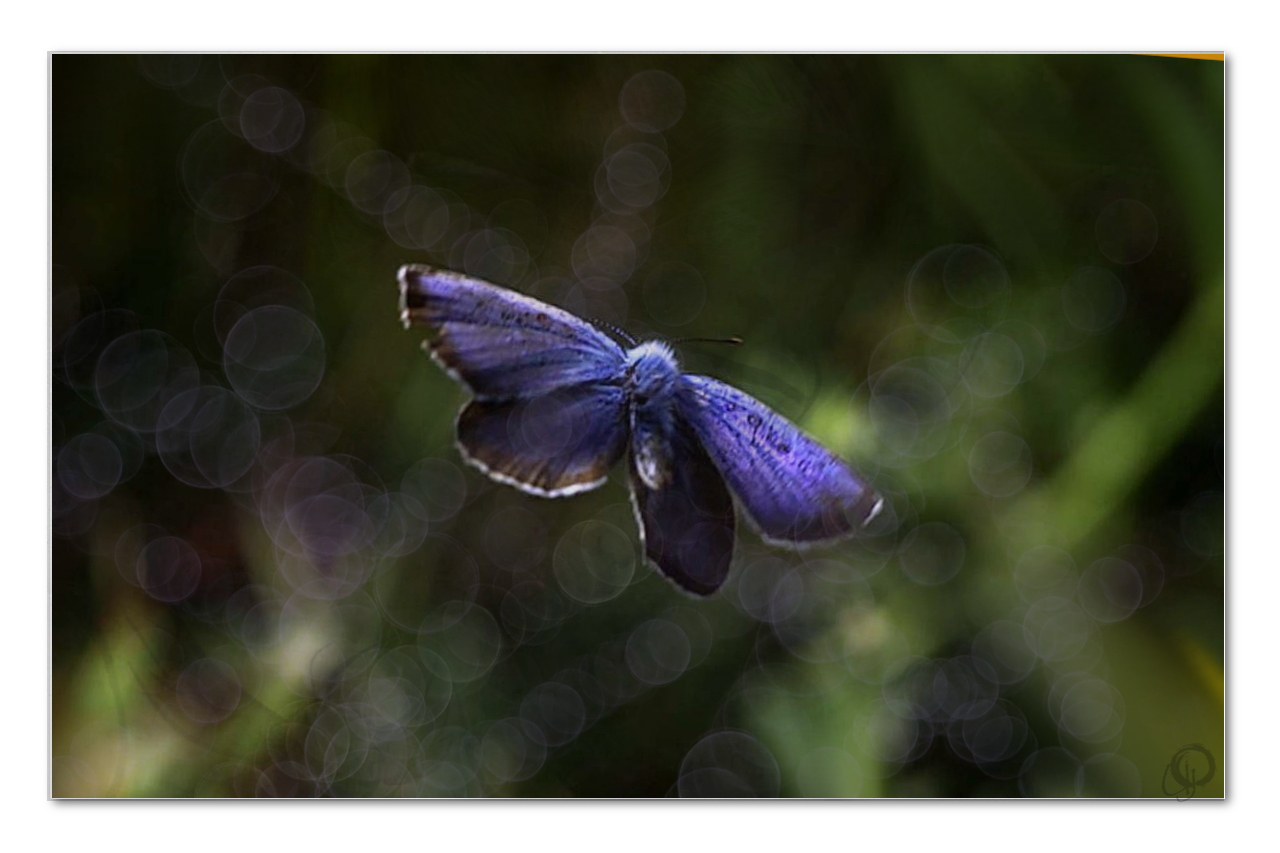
<box><xmin>676</xmin><ymin>375</ymin><xmax>882</xmax><ymax>544</ymax></box>
<box><xmin>456</xmin><ymin>382</ymin><xmax>628</xmax><ymax>497</ymax></box>
<box><xmin>629</xmin><ymin>415</ymin><xmax>736</xmax><ymax>595</ymax></box>
<box><xmin>398</xmin><ymin>264</ymin><xmax>626</xmax><ymax>400</ymax></box>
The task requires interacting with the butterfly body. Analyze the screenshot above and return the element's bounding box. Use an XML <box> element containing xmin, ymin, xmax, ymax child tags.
<box><xmin>626</xmin><ymin>341</ymin><xmax>680</xmax><ymax>490</ymax></box>
<box><xmin>399</xmin><ymin>264</ymin><xmax>882</xmax><ymax>595</ymax></box>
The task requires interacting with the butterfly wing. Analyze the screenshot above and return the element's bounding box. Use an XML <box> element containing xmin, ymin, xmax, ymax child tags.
<box><xmin>676</xmin><ymin>375</ymin><xmax>882</xmax><ymax>543</ymax></box>
<box><xmin>457</xmin><ymin>382</ymin><xmax>628</xmax><ymax>497</ymax></box>
<box><xmin>629</xmin><ymin>410</ymin><xmax>736</xmax><ymax>595</ymax></box>
<box><xmin>400</xmin><ymin>265</ymin><xmax>628</xmax><ymax>495</ymax></box>
<box><xmin>399</xmin><ymin>264</ymin><xmax>626</xmax><ymax>399</ymax></box>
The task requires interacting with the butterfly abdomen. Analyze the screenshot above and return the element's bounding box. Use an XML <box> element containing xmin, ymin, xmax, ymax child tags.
<box><xmin>632</xmin><ymin>425</ymin><xmax>673</xmax><ymax>490</ymax></box>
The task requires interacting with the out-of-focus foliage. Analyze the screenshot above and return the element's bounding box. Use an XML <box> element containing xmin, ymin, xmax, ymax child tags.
<box><xmin>51</xmin><ymin>54</ymin><xmax>1223</xmax><ymax>798</ymax></box>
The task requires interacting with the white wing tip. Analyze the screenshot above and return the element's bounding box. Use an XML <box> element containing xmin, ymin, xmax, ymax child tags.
<box><xmin>864</xmin><ymin>497</ymin><xmax>885</xmax><ymax>527</ymax></box>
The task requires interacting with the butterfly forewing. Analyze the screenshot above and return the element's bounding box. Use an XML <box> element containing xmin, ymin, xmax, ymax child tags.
<box><xmin>676</xmin><ymin>374</ymin><xmax>881</xmax><ymax>543</ymax></box>
<box><xmin>400</xmin><ymin>265</ymin><xmax>630</xmax><ymax>496</ymax></box>
<box><xmin>399</xmin><ymin>265</ymin><xmax>626</xmax><ymax>399</ymax></box>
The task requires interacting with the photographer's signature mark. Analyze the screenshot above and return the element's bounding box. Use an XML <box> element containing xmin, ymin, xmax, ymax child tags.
<box><xmin>1161</xmin><ymin>743</ymin><xmax>1216</xmax><ymax>800</ymax></box>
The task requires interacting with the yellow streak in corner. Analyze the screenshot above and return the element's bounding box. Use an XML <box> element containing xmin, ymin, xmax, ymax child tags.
<box><xmin>1144</xmin><ymin>53</ymin><xmax>1225</xmax><ymax>61</ymax></box>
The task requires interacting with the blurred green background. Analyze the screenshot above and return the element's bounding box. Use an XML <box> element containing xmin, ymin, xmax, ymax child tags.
<box><xmin>51</xmin><ymin>54</ymin><xmax>1223</xmax><ymax>798</ymax></box>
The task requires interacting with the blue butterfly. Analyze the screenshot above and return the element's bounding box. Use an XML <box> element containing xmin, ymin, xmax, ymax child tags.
<box><xmin>398</xmin><ymin>264</ymin><xmax>882</xmax><ymax>595</ymax></box>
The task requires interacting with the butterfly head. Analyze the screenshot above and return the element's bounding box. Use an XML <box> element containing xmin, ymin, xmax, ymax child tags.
<box><xmin>626</xmin><ymin>340</ymin><xmax>680</xmax><ymax>405</ymax></box>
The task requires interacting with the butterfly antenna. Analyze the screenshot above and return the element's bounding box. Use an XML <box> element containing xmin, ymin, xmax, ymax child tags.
<box><xmin>588</xmin><ymin>317</ymin><xmax>637</xmax><ymax>347</ymax></box>
<box><xmin>673</xmin><ymin>336</ymin><xmax>744</xmax><ymax>347</ymax></box>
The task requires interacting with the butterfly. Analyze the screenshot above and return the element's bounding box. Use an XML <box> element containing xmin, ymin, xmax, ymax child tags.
<box><xmin>398</xmin><ymin>264</ymin><xmax>883</xmax><ymax>595</ymax></box>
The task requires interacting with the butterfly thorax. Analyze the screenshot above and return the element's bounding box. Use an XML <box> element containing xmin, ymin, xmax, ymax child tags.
<box><xmin>626</xmin><ymin>341</ymin><xmax>681</xmax><ymax>491</ymax></box>
<box><xmin>625</xmin><ymin>340</ymin><xmax>679</xmax><ymax>402</ymax></box>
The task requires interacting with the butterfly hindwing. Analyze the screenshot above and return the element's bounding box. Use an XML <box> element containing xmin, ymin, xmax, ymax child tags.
<box><xmin>456</xmin><ymin>381</ymin><xmax>628</xmax><ymax>497</ymax></box>
<box><xmin>399</xmin><ymin>264</ymin><xmax>626</xmax><ymax>400</ymax></box>
<box><xmin>676</xmin><ymin>374</ymin><xmax>881</xmax><ymax>543</ymax></box>
<box><xmin>629</xmin><ymin>410</ymin><xmax>736</xmax><ymax>595</ymax></box>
